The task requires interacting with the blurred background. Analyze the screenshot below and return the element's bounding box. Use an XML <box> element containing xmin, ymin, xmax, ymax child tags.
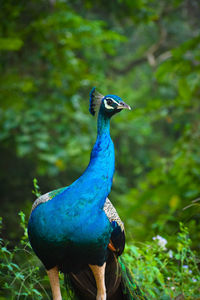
<box><xmin>1</xmin><ymin>0</ymin><xmax>200</xmax><ymax>257</ymax></box>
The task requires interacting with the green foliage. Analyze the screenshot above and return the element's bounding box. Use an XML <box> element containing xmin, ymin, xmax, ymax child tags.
<box><xmin>1</xmin><ymin>0</ymin><xmax>200</xmax><ymax>297</ymax></box>
<box><xmin>123</xmin><ymin>223</ymin><xmax>200</xmax><ymax>299</ymax></box>
<box><xmin>32</xmin><ymin>178</ymin><xmax>41</xmax><ymax>198</ymax></box>
<box><xmin>0</xmin><ymin>0</ymin><xmax>124</xmax><ymax>176</ymax></box>
<box><xmin>0</xmin><ymin>213</ymin><xmax>50</xmax><ymax>299</ymax></box>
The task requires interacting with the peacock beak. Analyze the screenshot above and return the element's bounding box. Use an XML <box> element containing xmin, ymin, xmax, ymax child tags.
<box><xmin>117</xmin><ymin>101</ymin><xmax>131</xmax><ymax>110</ymax></box>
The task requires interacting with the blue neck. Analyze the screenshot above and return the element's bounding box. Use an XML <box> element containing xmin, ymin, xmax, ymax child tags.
<box><xmin>97</xmin><ymin>110</ymin><xmax>111</xmax><ymax>137</ymax></box>
<box><xmin>86</xmin><ymin>109</ymin><xmax>114</xmax><ymax>206</ymax></box>
<box><xmin>89</xmin><ymin>108</ymin><xmax>114</xmax><ymax>183</ymax></box>
<box><xmin>56</xmin><ymin>109</ymin><xmax>115</xmax><ymax>209</ymax></box>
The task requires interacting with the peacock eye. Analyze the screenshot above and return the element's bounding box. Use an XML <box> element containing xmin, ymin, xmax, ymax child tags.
<box><xmin>106</xmin><ymin>99</ymin><xmax>113</xmax><ymax>105</ymax></box>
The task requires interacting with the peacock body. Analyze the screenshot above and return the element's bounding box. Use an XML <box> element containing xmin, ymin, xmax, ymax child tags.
<box><xmin>28</xmin><ymin>89</ymin><xmax>146</xmax><ymax>300</ymax></box>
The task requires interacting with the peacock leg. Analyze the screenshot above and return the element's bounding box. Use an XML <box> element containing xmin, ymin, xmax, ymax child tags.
<box><xmin>46</xmin><ymin>266</ymin><xmax>62</xmax><ymax>300</ymax></box>
<box><xmin>89</xmin><ymin>263</ymin><xmax>106</xmax><ymax>300</ymax></box>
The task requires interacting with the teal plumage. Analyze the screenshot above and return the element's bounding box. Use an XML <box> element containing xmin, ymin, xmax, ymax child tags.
<box><xmin>28</xmin><ymin>89</ymin><xmax>146</xmax><ymax>300</ymax></box>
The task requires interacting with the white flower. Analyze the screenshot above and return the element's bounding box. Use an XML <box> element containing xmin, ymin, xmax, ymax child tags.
<box><xmin>168</xmin><ymin>250</ymin><xmax>173</xmax><ymax>258</ymax></box>
<box><xmin>183</xmin><ymin>265</ymin><xmax>188</xmax><ymax>269</ymax></box>
<box><xmin>152</xmin><ymin>235</ymin><xmax>167</xmax><ymax>250</ymax></box>
<box><xmin>171</xmin><ymin>286</ymin><xmax>175</xmax><ymax>290</ymax></box>
<box><xmin>167</xmin><ymin>277</ymin><xmax>171</xmax><ymax>280</ymax></box>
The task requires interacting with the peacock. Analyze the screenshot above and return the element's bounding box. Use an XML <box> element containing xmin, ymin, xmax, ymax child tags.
<box><xmin>28</xmin><ymin>88</ymin><xmax>146</xmax><ymax>300</ymax></box>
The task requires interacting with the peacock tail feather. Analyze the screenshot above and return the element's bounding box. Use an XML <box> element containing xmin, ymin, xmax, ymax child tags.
<box><xmin>119</xmin><ymin>257</ymin><xmax>147</xmax><ymax>300</ymax></box>
<box><xmin>64</xmin><ymin>252</ymin><xmax>147</xmax><ymax>300</ymax></box>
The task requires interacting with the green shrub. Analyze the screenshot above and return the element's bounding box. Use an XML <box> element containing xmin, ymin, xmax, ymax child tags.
<box><xmin>124</xmin><ymin>223</ymin><xmax>200</xmax><ymax>299</ymax></box>
<box><xmin>0</xmin><ymin>212</ymin><xmax>49</xmax><ymax>299</ymax></box>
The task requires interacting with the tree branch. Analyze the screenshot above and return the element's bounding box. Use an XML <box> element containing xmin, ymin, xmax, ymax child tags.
<box><xmin>111</xmin><ymin>5</ymin><xmax>175</xmax><ymax>74</ymax></box>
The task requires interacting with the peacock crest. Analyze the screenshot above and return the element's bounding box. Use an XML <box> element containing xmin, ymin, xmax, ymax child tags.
<box><xmin>89</xmin><ymin>87</ymin><xmax>104</xmax><ymax>116</ymax></box>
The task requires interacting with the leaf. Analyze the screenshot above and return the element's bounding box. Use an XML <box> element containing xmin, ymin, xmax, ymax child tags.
<box><xmin>0</xmin><ymin>38</ymin><xmax>23</xmax><ymax>51</ymax></box>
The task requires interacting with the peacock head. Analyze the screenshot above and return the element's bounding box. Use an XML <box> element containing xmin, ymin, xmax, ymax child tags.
<box><xmin>89</xmin><ymin>87</ymin><xmax>131</xmax><ymax>117</ymax></box>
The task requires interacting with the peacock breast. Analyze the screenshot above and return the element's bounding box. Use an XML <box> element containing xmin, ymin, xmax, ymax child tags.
<box><xmin>28</xmin><ymin>195</ymin><xmax>112</xmax><ymax>251</ymax></box>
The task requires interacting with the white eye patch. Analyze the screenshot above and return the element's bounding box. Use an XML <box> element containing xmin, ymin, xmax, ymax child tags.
<box><xmin>104</xmin><ymin>99</ymin><xmax>114</xmax><ymax>110</ymax></box>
